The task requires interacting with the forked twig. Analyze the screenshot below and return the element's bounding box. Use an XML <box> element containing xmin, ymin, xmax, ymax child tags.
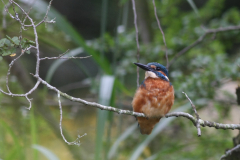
<box><xmin>58</xmin><ymin>92</ymin><xmax>86</xmax><ymax>146</ymax></box>
<box><xmin>182</xmin><ymin>92</ymin><xmax>201</xmax><ymax>136</ymax></box>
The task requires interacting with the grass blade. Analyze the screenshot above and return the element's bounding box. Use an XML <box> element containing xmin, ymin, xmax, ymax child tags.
<box><xmin>186</xmin><ymin>0</ymin><xmax>200</xmax><ymax>18</ymax></box>
<box><xmin>32</xmin><ymin>144</ymin><xmax>59</xmax><ymax>160</ymax></box>
<box><xmin>108</xmin><ymin>123</ymin><xmax>138</xmax><ymax>159</ymax></box>
<box><xmin>95</xmin><ymin>75</ymin><xmax>115</xmax><ymax>160</ymax></box>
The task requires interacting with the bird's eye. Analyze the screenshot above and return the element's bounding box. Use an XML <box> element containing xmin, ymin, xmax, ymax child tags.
<box><xmin>156</xmin><ymin>67</ymin><xmax>161</xmax><ymax>71</ymax></box>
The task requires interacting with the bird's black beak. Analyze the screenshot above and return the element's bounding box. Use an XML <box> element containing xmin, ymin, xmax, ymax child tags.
<box><xmin>134</xmin><ymin>63</ymin><xmax>152</xmax><ymax>71</ymax></box>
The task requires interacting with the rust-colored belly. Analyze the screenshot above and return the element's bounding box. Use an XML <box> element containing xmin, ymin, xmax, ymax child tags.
<box><xmin>132</xmin><ymin>77</ymin><xmax>174</xmax><ymax>134</ymax></box>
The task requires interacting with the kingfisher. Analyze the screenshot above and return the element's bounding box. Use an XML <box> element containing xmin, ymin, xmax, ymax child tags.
<box><xmin>132</xmin><ymin>62</ymin><xmax>174</xmax><ymax>135</ymax></box>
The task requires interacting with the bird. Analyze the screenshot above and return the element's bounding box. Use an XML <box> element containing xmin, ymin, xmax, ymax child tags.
<box><xmin>132</xmin><ymin>62</ymin><xmax>174</xmax><ymax>135</ymax></box>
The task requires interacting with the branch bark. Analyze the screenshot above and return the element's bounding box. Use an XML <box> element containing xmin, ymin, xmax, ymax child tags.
<box><xmin>1</xmin><ymin>3</ymin><xmax>240</xmax><ymax>159</ymax></box>
<box><xmin>168</xmin><ymin>25</ymin><xmax>240</xmax><ymax>67</ymax></box>
<box><xmin>32</xmin><ymin>74</ymin><xmax>240</xmax><ymax>131</ymax></box>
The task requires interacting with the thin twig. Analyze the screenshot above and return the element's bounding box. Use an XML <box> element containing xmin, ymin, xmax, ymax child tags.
<box><xmin>2</xmin><ymin>0</ymin><xmax>240</xmax><ymax>151</ymax></box>
<box><xmin>168</xmin><ymin>33</ymin><xmax>206</xmax><ymax>67</ymax></box>
<box><xmin>131</xmin><ymin>0</ymin><xmax>140</xmax><ymax>87</ymax></box>
<box><xmin>169</xmin><ymin>25</ymin><xmax>240</xmax><ymax>67</ymax></box>
<box><xmin>11</xmin><ymin>0</ymin><xmax>40</xmax><ymax>75</ymax></box>
<box><xmin>25</xmin><ymin>95</ymin><xmax>32</xmax><ymax>110</ymax></box>
<box><xmin>206</xmin><ymin>25</ymin><xmax>240</xmax><ymax>33</ymax></box>
<box><xmin>2</xmin><ymin>2</ymin><xmax>11</xmax><ymax>29</ymax></box>
<box><xmin>36</xmin><ymin>0</ymin><xmax>54</xmax><ymax>27</ymax></box>
<box><xmin>57</xmin><ymin>92</ymin><xmax>86</xmax><ymax>146</ymax></box>
<box><xmin>182</xmin><ymin>92</ymin><xmax>201</xmax><ymax>136</ymax></box>
<box><xmin>1</xmin><ymin>0</ymin><xmax>51</xmax><ymax>103</ymax></box>
<box><xmin>23</xmin><ymin>7</ymin><xmax>33</xmax><ymax>25</ymax></box>
<box><xmin>58</xmin><ymin>49</ymin><xmax>69</xmax><ymax>57</ymax></box>
<box><xmin>6</xmin><ymin>49</ymin><xmax>26</xmax><ymax>93</ymax></box>
<box><xmin>40</xmin><ymin>55</ymin><xmax>92</xmax><ymax>61</ymax></box>
<box><xmin>2</xmin><ymin>0</ymin><xmax>16</xmax><ymax>19</ymax></box>
<box><xmin>220</xmin><ymin>144</ymin><xmax>240</xmax><ymax>160</ymax></box>
<box><xmin>152</xmin><ymin>0</ymin><xmax>168</xmax><ymax>68</ymax></box>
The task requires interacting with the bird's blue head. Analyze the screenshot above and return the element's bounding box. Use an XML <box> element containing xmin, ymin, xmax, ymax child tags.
<box><xmin>147</xmin><ymin>62</ymin><xmax>168</xmax><ymax>77</ymax></box>
<box><xmin>134</xmin><ymin>62</ymin><xmax>169</xmax><ymax>82</ymax></box>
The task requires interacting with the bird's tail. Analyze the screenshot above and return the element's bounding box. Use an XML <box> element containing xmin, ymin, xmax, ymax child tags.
<box><xmin>137</xmin><ymin>117</ymin><xmax>161</xmax><ymax>135</ymax></box>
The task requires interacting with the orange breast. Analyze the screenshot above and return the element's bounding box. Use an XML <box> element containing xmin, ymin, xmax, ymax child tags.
<box><xmin>132</xmin><ymin>77</ymin><xmax>174</xmax><ymax>134</ymax></box>
<box><xmin>132</xmin><ymin>77</ymin><xmax>174</xmax><ymax>118</ymax></box>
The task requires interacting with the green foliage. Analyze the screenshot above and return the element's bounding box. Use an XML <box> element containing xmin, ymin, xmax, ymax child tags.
<box><xmin>0</xmin><ymin>36</ymin><xmax>35</xmax><ymax>57</ymax></box>
<box><xmin>84</xmin><ymin>0</ymin><xmax>240</xmax><ymax>159</ymax></box>
<box><xmin>0</xmin><ymin>0</ymin><xmax>240</xmax><ymax>160</ymax></box>
<box><xmin>172</xmin><ymin>54</ymin><xmax>240</xmax><ymax>100</ymax></box>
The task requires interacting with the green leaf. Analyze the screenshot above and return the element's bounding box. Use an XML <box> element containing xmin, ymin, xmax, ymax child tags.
<box><xmin>26</xmin><ymin>39</ymin><xmax>35</xmax><ymax>45</ymax></box>
<box><xmin>0</xmin><ymin>38</ymin><xmax>7</xmax><ymax>47</ymax></box>
<box><xmin>12</xmin><ymin>36</ymin><xmax>20</xmax><ymax>45</ymax></box>
<box><xmin>10</xmin><ymin>48</ymin><xmax>16</xmax><ymax>54</ymax></box>
<box><xmin>6</xmin><ymin>35</ymin><xmax>17</xmax><ymax>46</ymax></box>
<box><xmin>26</xmin><ymin>50</ymin><xmax>31</xmax><ymax>54</ymax></box>
<box><xmin>21</xmin><ymin>38</ymin><xmax>35</xmax><ymax>48</ymax></box>
<box><xmin>21</xmin><ymin>43</ymin><xmax>27</xmax><ymax>49</ymax></box>
<box><xmin>2</xmin><ymin>50</ymin><xmax>12</xmax><ymax>56</ymax></box>
<box><xmin>6</xmin><ymin>35</ymin><xmax>11</xmax><ymax>40</ymax></box>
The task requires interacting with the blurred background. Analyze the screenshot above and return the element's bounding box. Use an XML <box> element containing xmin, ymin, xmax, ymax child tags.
<box><xmin>0</xmin><ymin>0</ymin><xmax>240</xmax><ymax>159</ymax></box>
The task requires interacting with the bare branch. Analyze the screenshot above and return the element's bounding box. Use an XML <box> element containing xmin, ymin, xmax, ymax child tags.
<box><xmin>2</xmin><ymin>0</ymin><xmax>240</xmax><ymax>153</ymax></box>
<box><xmin>169</xmin><ymin>25</ymin><xmax>240</xmax><ymax>67</ymax></box>
<box><xmin>57</xmin><ymin>92</ymin><xmax>86</xmax><ymax>146</ymax></box>
<box><xmin>6</xmin><ymin>50</ymin><xmax>25</xmax><ymax>94</ymax></box>
<box><xmin>182</xmin><ymin>92</ymin><xmax>201</xmax><ymax>136</ymax></box>
<box><xmin>9</xmin><ymin>0</ymin><xmax>41</xmax><ymax>75</ymax></box>
<box><xmin>2</xmin><ymin>0</ymin><xmax>16</xmax><ymax>20</ymax></box>
<box><xmin>220</xmin><ymin>144</ymin><xmax>240</xmax><ymax>160</ymax></box>
<box><xmin>23</xmin><ymin>7</ymin><xmax>33</xmax><ymax>25</ymax></box>
<box><xmin>25</xmin><ymin>95</ymin><xmax>32</xmax><ymax>110</ymax></box>
<box><xmin>2</xmin><ymin>1</ymin><xmax>11</xmax><ymax>29</ymax></box>
<box><xmin>36</xmin><ymin>0</ymin><xmax>55</xmax><ymax>27</ymax></box>
<box><xmin>58</xmin><ymin>49</ymin><xmax>70</xmax><ymax>57</ymax></box>
<box><xmin>169</xmin><ymin>33</ymin><xmax>206</xmax><ymax>67</ymax></box>
<box><xmin>152</xmin><ymin>0</ymin><xmax>168</xmax><ymax>68</ymax></box>
<box><xmin>31</xmin><ymin>75</ymin><xmax>240</xmax><ymax>131</ymax></box>
<box><xmin>206</xmin><ymin>25</ymin><xmax>240</xmax><ymax>33</ymax></box>
<box><xmin>40</xmin><ymin>55</ymin><xmax>92</xmax><ymax>61</ymax></box>
<box><xmin>131</xmin><ymin>0</ymin><xmax>140</xmax><ymax>87</ymax></box>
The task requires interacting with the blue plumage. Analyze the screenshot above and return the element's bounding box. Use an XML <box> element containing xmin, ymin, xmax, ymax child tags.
<box><xmin>147</xmin><ymin>62</ymin><xmax>168</xmax><ymax>77</ymax></box>
<box><xmin>154</xmin><ymin>71</ymin><xmax>169</xmax><ymax>82</ymax></box>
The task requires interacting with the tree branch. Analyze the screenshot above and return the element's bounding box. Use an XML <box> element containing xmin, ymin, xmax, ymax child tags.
<box><xmin>40</xmin><ymin>55</ymin><xmax>92</xmax><ymax>61</ymax></box>
<box><xmin>31</xmin><ymin>75</ymin><xmax>240</xmax><ymax>131</ymax></box>
<box><xmin>182</xmin><ymin>92</ymin><xmax>201</xmax><ymax>136</ymax></box>
<box><xmin>169</xmin><ymin>25</ymin><xmax>240</xmax><ymax>67</ymax></box>
<box><xmin>220</xmin><ymin>144</ymin><xmax>240</xmax><ymax>160</ymax></box>
<box><xmin>57</xmin><ymin>92</ymin><xmax>87</xmax><ymax>146</ymax></box>
<box><xmin>1</xmin><ymin>1</ymin><xmax>240</xmax><ymax>154</ymax></box>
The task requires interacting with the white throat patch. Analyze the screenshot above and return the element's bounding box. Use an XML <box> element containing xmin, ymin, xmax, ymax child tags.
<box><xmin>145</xmin><ymin>71</ymin><xmax>169</xmax><ymax>81</ymax></box>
